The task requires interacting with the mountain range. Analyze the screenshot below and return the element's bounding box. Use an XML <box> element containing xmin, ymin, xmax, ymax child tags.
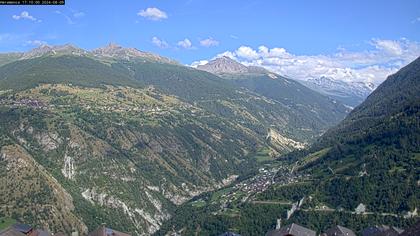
<box><xmin>0</xmin><ymin>44</ymin><xmax>349</xmax><ymax>235</ymax></box>
<box><xmin>300</xmin><ymin>76</ymin><xmax>376</xmax><ymax>107</ymax></box>
<box><xmin>298</xmin><ymin>56</ymin><xmax>420</xmax><ymax>216</ymax></box>
<box><xmin>197</xmin><ymin>56</ymin><xmax>270</xmax><ymax>75</ymax></box>
<box><xmin>156</xmin><ymin>56</ymin><xmax>420</xmax><ymax>235</ymax></box>
<box><xmin>198</xmin><ymin>56</ymin><xmax>376</xmax><ymax>108</ymax></box>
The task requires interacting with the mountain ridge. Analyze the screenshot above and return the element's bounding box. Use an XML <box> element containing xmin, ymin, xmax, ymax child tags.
<box><xmin>155</xmin><ymin>56</ymin><xmax>420</xmax><ymax>236</ymax></box>
<box><xmin>0</xmin><ymin>43</ymin><xmax>178</xmax><ymax>65</ymax></box>
<box><xmin>197</xmin><ymin>56</ymin><xmax>273</xmax><ymax>76</ymax></box>
<box><xmin>300</xmin><ymin>76</ymin><xmax>376</xmax><ymax>107</ymax></box>
<box><xmin>0</xmin><ymin>45</ymin><xmax>350</xmax><ymax>235</ymax></box>
<box><xmin>198</xmin><ymin>56</ymin><xmax>377</xmax><ymax>108</ymax></box>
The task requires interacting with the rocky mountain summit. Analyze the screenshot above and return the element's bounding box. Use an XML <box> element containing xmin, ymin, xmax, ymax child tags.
<box><xmin>20</xmin><ymin>44</ymin><xmax>88</xmax><ymax>59</ymax></box>
<box><xmin>91</xmin><ymin>43</ymin><xmax>177</xmax><ymax>64</ymax></box>
<box><xmin>197</xmin><ymin>56</ymin><xmax>273</xmax><ymax>76</ymax></box>
<box><xmin>7</xmin><ymin>43</ymin><xmax>177</xmax><ymax>65</ymax></box>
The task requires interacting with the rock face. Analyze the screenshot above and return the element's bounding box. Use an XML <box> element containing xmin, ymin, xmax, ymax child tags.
<box><xmin>62</xmin><ymin>154</ymin><xmax>75</xmax><ymax>180</ymax></box>
<box><xmin>0</xmin><ymin>145</ymin><xmax>88</xmax><ymax>235</ymax></box>
<box><xmin>197</xmin><ymin>56</ymin><xmax>275</xmax><ymax>76</ymax></box>
<box><xmin>91</xmin><ymin>43</ymin><xmax>177</xmax><ymax>64</ymax></box>
<box><xmin>266</xmin><ymin>128</ymin><xmax>306</xmax><ymax>151</ymax></box>
<box><xmin>81</xmin><ymin>188</ymin><xmax>170</xmax><ymax>234</ymax></box>
<box><xmin>197</xmin><ymin>56</ymin><xmax>249</xmax><ymax>74</ymax></box>
<box><xmin>34</xmin><ymin>132</ymin><xmax>62</xmax><ymax>151</ymax></box>
<box><xmin>8</xmin><ymin>43</ymin><xmax>177</xmax><ymax>65</ymax></box>
<box><xmin>21</xmin><ymin>44</ymin><xmax>88</xmax><ymax>59</ymax></box>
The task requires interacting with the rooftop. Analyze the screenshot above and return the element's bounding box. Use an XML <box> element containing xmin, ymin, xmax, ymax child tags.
<box><xmin>266</xmin><ymin>223</ymin><xmax>316</xmax><ymax>236</ymax></box>
<box><xmin>324</xmin><ymin>225</ymin><xmax>356</xmax><ymax>236</ymax></box>
<box><xmin>0</xmin><ymin>227</ymin><xmax>26</xmax><ymax>236</ymax></box>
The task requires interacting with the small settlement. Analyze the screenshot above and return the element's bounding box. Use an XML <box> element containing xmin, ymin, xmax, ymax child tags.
<box><xmin>1</xmin><ymin>220</ymin><xmax>419</xmax><ymax>236</ymax></box>
<box><xmin>0</xmin><ymin>224</ymin><xmax>129</xmax><ymax>236</ymax></box>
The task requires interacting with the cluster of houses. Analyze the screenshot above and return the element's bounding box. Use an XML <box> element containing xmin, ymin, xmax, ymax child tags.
<box><xmin>0</xmin><ymin>97</ymin><xmax>169</xmax><ymax>115</ymax></box>
<box><xmin>226</xmin><ymin>166</ymin><xmax>304</xmax><ymax>203</ymax></box>
<box><xmin>267</xmin><ymin>220</ymin><xmax>420</xmax><ymax>236</ymax></box>
<box><xmin>265</xmin><ymin>223</ymin><xmax>401</xmax><ymax>236</ymax></box>
<box><xmin>239</xmin><ymin>167</ymin><xmax>278</xmax><ymax>193</ymax></box>
<box><xmin>219</xmin><ymin>219</ymin><xmax>420</xmax><ymax>236</ymax></box>
<box><xmin>2</xmin><ymin>221</ymin><xmax>419</xmax><ymax>236</ymax></box>
<box><xmin>0</xmin><ymin>99</ymin><xmax>47</xmax><ymax>110</ymax></box>
<box><xmin>0</xmin><ymin>224</ymin><xmax>129</xmax><ymax>236</ymax></box>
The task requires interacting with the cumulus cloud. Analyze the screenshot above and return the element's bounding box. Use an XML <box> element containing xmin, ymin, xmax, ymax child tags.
<box><xmin>151</xmin><ymin>36</ymin><xmax>169</xmax><ymax>49</ymax></box>
<box><xmin>12</xmin><ymin>11</ymin><xmax>41</xmax><ymax>22</ymax></box>
<box><xmin>235</xmin><ymin>46</ymin><xmax>260</xmax><ymax>60</ymax></box>
<box><xmin>138</xmin><ymin>7</ymin><xmax>168</xmax><ymax>21</ymax></box>
<box><xmin>190</xmin><ymin>60</ymin><xmax>209</xmax><ymax>68</ymax></box>
<box><xmin>177</xmin><ymin>38</ymin><xmax>193</xmax><ymax>49</ymax></box>
<box><xmin>195</xmin><ymin>38</ymin><xmax>420</xmax><ymax>85</ymax></box>
<box><xmin>200</xmin><ymin>38</ymin><xmax>219</xmax><ymax>47</ymax></box>
<box><xmin>217</xmin><ymin>51</ymin><xmax>237</xmax><ymax>59</ymax></box>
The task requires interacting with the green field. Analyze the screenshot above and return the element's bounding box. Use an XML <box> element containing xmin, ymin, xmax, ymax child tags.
<box><xmin>0</xmin><ymin>218</ymin><xmax>16</xmax><ymax>230</ymax></box>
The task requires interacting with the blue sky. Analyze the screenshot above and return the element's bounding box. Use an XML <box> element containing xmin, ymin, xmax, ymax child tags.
<box><xmin>1</xmin><ymin>0</ymin><xmax>420</xmax><ymax>83</ymax></box>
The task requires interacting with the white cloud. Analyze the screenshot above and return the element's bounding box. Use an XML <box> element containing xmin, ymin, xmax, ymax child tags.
<box><xmin>235</xmin><ymin>46</ymin><xmax>259</xmax><ymax>60</ymax></box>
<box><xmin>257</xmin><ymin>46</ymin><xmax>289</xmax><ymax>58</ymax></box>
<box><xmin>190</xmin><ymin>60</ymin><xmax>208</xmax><ymax>68</ymax></box>
<box><xmin>138</xmin><ymin>7</ymin><xmax>168</xmax><ymax>21</ymax></box>
<box><xmin>12</xmin><ymin>11</ymin><xmax>41</xmax><ymax>22</ymax></box>
<box><xmin>216</xmin><ymin>51</ymin><xmax>237</xmax><ymax>59</ymax></box>
<box><xmin>151</xmin><ymin>36</ymin><xmax>169</xmax><ymax>49</ymax></box>
<box><xmin>177</xmin><ymin>38</ymin><xmax>193</xmax><ymax>49</ymax></box>
<box><xmin>73</xmin><ymin>11</ymin><xmax>85</xmax><ymax>18</ymax></box>
<box><xmin>24</xmin><ymin>40</ymin><xmax>48</xmax><ymax>46</ymax></box>
<box><xmin>194</xmin><ymin>38</ymin><xmax>420</xmax><ymax>85</ymax></box>
<box><xmin>54</xmin><ymin>10</ymin><xmax>74</xmax><ymax>24</ymax></box>
<box><xmin>0</xmin><ymin>33</ymin><xmax>29</xmax><ymax>46</ymax></box>
<box><xmin>371</xmin><ymin>39</ymin><xmax>403</xmax><ymax>56</ymax></box>
<box><xmin>53</xmin><ymin>9</ymin><xmax>84</xmax><ymax>24</ymax></box>
<box><xmin>411</xmin><ymin>17</ymin><xmax>420</xmax><ymax>23</ymax></box>
<box><xmin>200</xmin><ymin>38</ymin><xmax>219</xmax><ymax>47</ymax></box>
<box><xmin>0</xmin><ymin>33</ymin><xmax>13</xmax><ymax>42</ymax></box>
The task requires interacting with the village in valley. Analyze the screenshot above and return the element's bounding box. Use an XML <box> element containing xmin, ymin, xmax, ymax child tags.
<box><xmin>187</xmin><ymin>158</ymin><xmax>420</xmax><ymax>236</ymax></box>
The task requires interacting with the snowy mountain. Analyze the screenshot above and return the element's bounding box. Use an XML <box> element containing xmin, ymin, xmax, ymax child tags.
<box><xmin>300</xmin><ymin>76</ymin><xmax>376</xmax><ymax>107</ymax></box>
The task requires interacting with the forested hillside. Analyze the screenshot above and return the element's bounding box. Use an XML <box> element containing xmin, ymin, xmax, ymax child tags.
<box><xmin>0</xmin><ymin>46</ymin><xmax>349</xmax><ymax>235</ymax></box>
<box><xmin>156</xmin><ymin>57</ymin><xmax>420</xmax><ymax>236</ymax></box>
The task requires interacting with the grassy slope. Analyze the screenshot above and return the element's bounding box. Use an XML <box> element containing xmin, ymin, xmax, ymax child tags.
<box><xmin>0</xmin><ymin>56</ymin><xmax>141</xmax><ymax>90</ymax></box>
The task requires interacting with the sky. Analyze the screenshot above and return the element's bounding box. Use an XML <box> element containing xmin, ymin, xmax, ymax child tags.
<box><xmin>1</xmin><ymin>0</ymin><xmax>420</xmax><ymax>84</ymax></box>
